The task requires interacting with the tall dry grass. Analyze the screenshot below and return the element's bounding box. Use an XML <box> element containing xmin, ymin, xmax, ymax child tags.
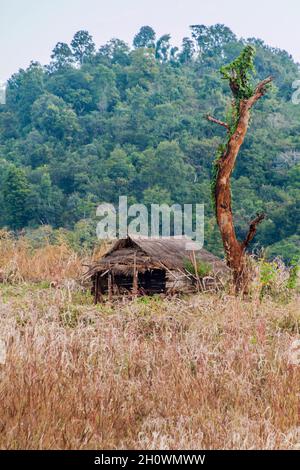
<box><xmin>0</xmin><ymin>229</ymin><xmax>83</xmax><ymax>284</ymax></box>
<box><xmin>0</xmin><ymin>232</ymin><xmax>299</xmax><ymax>449</ymax></box>
<box><xmin>0</xmin><ymin>229</ymin><xmax>111</xmax><ymax>286</ymax></box>
<box><xmin>0</xmin><ymin>287</ymin><xmax>299</xmax><ymax>449</ymax></box>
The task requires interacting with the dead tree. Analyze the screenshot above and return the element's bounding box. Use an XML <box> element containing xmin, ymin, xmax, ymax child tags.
<box><xmin>206</xmin><ymin>46</ymin><xmax>272</xmax><ymax>292</ymax></box>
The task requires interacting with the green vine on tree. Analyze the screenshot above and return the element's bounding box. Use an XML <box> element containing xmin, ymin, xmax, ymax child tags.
<box><xmin>220</xmin><ymin>45</ymin><xmax>256</xmax><ymax>100</ymax></box>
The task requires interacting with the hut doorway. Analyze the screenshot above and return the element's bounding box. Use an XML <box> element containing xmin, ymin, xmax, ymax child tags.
<box><xmin>138</xmin><ymin>269</ymin><xmax>166</xmax><ymax>294</ymax></box>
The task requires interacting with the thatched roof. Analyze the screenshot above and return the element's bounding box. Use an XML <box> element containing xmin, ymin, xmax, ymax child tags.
<box><xmin>85</xmin><ymin>236</ymin><xmax>229</xmax><ymax>277</ymax></box>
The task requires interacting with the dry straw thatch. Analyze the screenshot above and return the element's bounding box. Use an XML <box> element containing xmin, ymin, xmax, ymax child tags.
<box><xmin>86</xmin><ymin>235</ymin><xmax>229</xmax><ymax>278</ymax></box>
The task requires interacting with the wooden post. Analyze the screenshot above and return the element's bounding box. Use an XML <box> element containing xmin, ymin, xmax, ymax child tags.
<box><xmin>108</xmin><ymin>271</ymin><xmax>112</xmax><ymax>302</ymax></box>
<box><xmin>132</xmin><ymin>252</ymin><xmax>138</xmax><ymax>297</ymax></box>
<box><xmin>112</xmin><ymin>270</ymin><xmax>115</xmax><ymax>295</ymax></box>
<box><xmin>191</xmin><ymin>251</ymin><xmax>201</xmax><ymax>292</ymax></box>
<box><xmin>94</xmin><ymin>273</ymin><xmax>99</xmax><ymax>304</ymax></box>
<box><xmin>98</xmin><ymin>276</ymin><xmax>103</xmax><ymax>303</ymax></box>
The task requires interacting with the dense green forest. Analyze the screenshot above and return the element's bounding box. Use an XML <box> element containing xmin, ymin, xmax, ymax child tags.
<box><xmin>0</xmin><ymin>24</ymin><xmax>299</xmax><ymax>261</ymax></box>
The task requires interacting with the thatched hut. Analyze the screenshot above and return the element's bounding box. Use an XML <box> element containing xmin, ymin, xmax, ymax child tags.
<box><xmin>85</xmin><ymin>236</ymin><xmax>230</xmax><ymax>303</ymax></box>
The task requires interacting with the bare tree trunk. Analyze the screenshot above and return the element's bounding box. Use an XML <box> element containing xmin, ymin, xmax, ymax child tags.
<box><xmin>207</xmin><ymin>77</ymin><xmax>272</xmax><ymax>293</ymax></box>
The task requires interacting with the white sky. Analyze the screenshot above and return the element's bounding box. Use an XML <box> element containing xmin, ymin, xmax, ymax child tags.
<box><xmin>0</xmin><ymin>0</ymin><xmax>299</xmax><ymax>81</ymax></box>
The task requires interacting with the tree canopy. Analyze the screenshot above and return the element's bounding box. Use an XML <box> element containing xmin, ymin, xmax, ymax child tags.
<box><xmin>0</xmin><ymin>25</ymin><xmax>299</xmax><ymax>262</ymax></box>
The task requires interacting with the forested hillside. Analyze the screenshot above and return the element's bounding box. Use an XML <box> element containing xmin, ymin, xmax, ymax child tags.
<box><xmin>0</xmin><ymin>24</ymin><xmax>299</xmax><ymax>261</ymax></box>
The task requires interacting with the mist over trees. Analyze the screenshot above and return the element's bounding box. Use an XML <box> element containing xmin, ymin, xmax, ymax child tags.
<box><xmin>0</xmin><ymin>24</ymin><xmax>299</xmax><ymax>261</ymax></box>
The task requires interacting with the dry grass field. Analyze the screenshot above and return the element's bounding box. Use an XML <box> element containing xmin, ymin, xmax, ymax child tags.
<box><xmin>0</xmin><ymin>232</ymin><xmax>299</xmax><ymax>450</ymax></box>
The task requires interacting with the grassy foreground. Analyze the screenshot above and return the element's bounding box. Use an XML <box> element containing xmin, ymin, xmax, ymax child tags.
<box><xmin>0</xmin><ymin>282</ymin><xmax>299</xmax><ymax>449</ymax></box>
<box><xmin>0</xmin><ymin>232</ymin><xmax>299</xmax><ymax>449</ymax></box>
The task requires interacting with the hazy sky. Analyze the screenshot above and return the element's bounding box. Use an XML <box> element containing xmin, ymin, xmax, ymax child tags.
<box><xmin>1</xmin><ymin>0</ymin><xmax>299</xmax><ymax>82</ymax></box>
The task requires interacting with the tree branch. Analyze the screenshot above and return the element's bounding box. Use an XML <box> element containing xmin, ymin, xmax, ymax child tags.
<box><xmin>242</xmin><ymin>213</ymin><xmax>266</xmax><ymax>249</ymax></box>
<box><xmin>247</xmin><ymin>76</ymin><xmax>273</xmax><ymax>108</ymax></box>
<box><xmin>206</xmin><ymin>114</ymin><xmax>229</xmax><ymax>131</ymax></box>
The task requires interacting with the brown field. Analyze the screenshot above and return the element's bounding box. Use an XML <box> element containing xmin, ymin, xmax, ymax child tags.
<box><xmin>0</xmin><ymin>233</ymin><xmax>299</xmax><ymax>449</ymax></box>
